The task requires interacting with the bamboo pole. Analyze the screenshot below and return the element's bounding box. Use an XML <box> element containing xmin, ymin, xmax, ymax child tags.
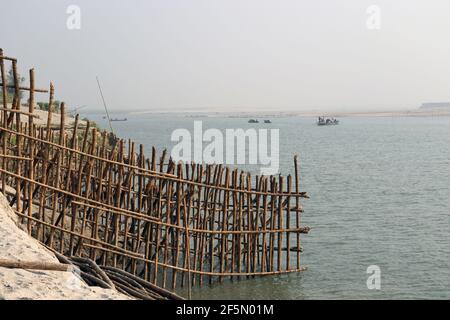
<box><xmin>0</xmin><ymin>259</ymin><xmax>70</xmax><ymax>272</ymax></box>
<box><xmin>219</xmin><ymin>168</ymin><xmax>230</xmax><ymax>282</ymax></box>
<box><xmin>171</xmin><ymin>163</ymin><xmax>182</xmax><ymax>289</ymax></box>
<box><xmin>12</xmin><ymin>59</ymin><xmax>22</xmax><ymax>216</ymax></box>
<box><xmin>26</xmin><ymin>68</ymin><xmax>35</xmax><ymax>234</ymax></box>
<box><xmin>294</xmin><ymin>155</ymin><xmax>301</xmax><ymax>269</ymax></box>
<box><xmin>45</xmin><ymin>83</ymin><xmax>54</xmax><ymax>139</ymax></box>
<box><xmin>0</xmin><ymin>49</ymin><xmax>7</xmax><ymax>194</ymax></box>
<box><xmin>286</xmin><ymin>175</ymin><xmax>292</xmax><ymax>270</ymax></box>
<box><xmin>0</xmin><ymin>84</ymin><xmax>48</xmax><ymax>93</ymax></box>
<box><xmin>277</xmin><ymin>176</ymin><xmax>283</xmax><ymax>272</ymax></box>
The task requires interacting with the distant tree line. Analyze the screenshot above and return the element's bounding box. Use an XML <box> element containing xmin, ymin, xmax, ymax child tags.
<box><xmin>37</xmin><ymin>101</ymin><xmax>61</xmax><ymax>113</ymax></box>
<box><xmin>6</xmin><ymin>67</ymin><xmax>25</xmax><ymax>98</ymax></box>
<box><xmin>0</xmin><ymin>67</ymin><xmax>25</xmax><ymax>103</ymax></box>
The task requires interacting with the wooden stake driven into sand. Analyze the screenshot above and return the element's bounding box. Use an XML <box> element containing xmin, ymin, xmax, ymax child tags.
<box><xmin>0</xmin><ymin>49</ymin><xmax>309</xmax><ymax>297</ymax></box>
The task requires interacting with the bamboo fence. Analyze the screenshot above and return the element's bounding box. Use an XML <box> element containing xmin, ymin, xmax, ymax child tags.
<box><xmin>0</xmin><ymin>49</ymin><xmax>310</xmax><ymax>293</ymax></box>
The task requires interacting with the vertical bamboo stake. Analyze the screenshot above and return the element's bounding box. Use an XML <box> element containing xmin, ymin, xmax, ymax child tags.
<box><xmin>277</xmin><ymin>176</ymin><xmax>283</xmax><ymax>271</ymax></box>
<box><xmin>252</xmin><ymin>176</ymin><xmax>261</xmax><ymax>274</ymax></box>
<box><xmin>162</xmin><ymin>161</ymin><xmax>174</xmax><ymax>288</ymax></box>
<box><xmin>182</xmin><ymin>162</ymin><xmax>196</xmax><ymax>288</ymax></box>
<box><xmin>209</xmin><ymin>165</ymin><xmax>222</xmax><ymax>284</ymax></box>
<box><xmin>245</xmin><ymin>173</ymin><xmax>251</xmax><ymax>277</ymax></box>
<box><xmin>229</xmin><ymin>168</ymin><xmax>238</xmax><ymax>280</ymax></box>
<box><xmin>133</xmin><ymin>144</ymin><xmax>144</xmax><ymax>274</ymax></box>
<box><xmin>113</xmin><ymin>139</ymin><xmax>124</xmax><ymax>267</ymax></box>
<box><xmin>58</xmin><ymin>103</ymin><xmax>66</xmax><ymax>252</ymax></box>
<box><xmin>152</xmin><ymin>149</ymin><xmax>166</xmax><ymax>284</ymax></box>
<box><xmin>269</xmin><ymin>177</ymin><xmax>276</xmax><ymax>272</ymax></box>
<box><xmin>68</xmin><ymin>114</ymin><xmax>80</xmax><ymax>254</ymax></box>
<box><xmin>286</xmin><ymin>175</ymin><xmax>292</xmax><ymax>270</ymax></box>
<box><xmin>10</xmin><ymin>59</ymin><xmax>21</xmax><ymax>210</ymax></box>
<box><xmin>101</xmin><ymin>145</ymin><xmax>117</xmax><ymax>265</ymax></box>
<box><xmin>236</xmin><ymin>172</ymin><xmax>244</xmax><ymax>277</ymax></box>
<box><xmin>198</xmin><ymin>164</ymin><xmax>211</xmax><ymax>286</ymax></box>
<box><xmin>261</xmin><ymin>177</ymin><xmax>268</xmax><ymax>272</ymax></box>
<box><xmin>71</xmin><ymin>121</ymin><xmax>90</xmax><ymax>254</ymax></box>
<box><xmin>90</xmin><ymin>131</ymin><xmax>107</xmax><ymax>261</ymax></box>
<box><xmin>76</xmin><ymin>128</ymin><xmax>96</xmax><ymax>255</ymax></box>
<box><xmin>184</xmin><ymin>188</ymin><xmax>192</xmax><ymax>299</ymax></box>
<box><xmin>26</xmin><ymin>69</ymin><xmax>35</xmax><ymax>234</ymax></box>
<box><xmin>36</xmin><ymin>83</ymin><xmax>54</xmax><ymax>242</ymax></box>
<box><xmin>123</xmin><ymin>140</ymin><xmax>135</xmax><ymax>270</ymax></box>
<box><xmin>191</xmin><ymin>163</ymin><xmax>203</xmax><ymax>286</ymax></box>
<box><xmin>294</xmin><ymin>155</ymin><xmax>301</xmax><ymax>269</ymax></box>
<box><xmin>46</xmin><ymin>83</ymin><xmax>54</xmax><ymax>138</ymax></box>
<box><xmin>120</xmin><ymin>140</ymin><xmax>131</xmax><ymax>269</ymax></box>
<box><xmin>46</xmin><ymin>104</ymin><xmax>65</xmax><ymax>248</ymax></box>
<box><xmin>143</xmin><ymin>148</ymin><xmax>156</xmax><ymax>281</ymax></box>
<box><xmin>0</xmin><ymin>49</ymin><xmax>8</xmax><ymax>194</ymax></box>
<box><xmin>171</xmin><ymin>163</ymin><xmax>182</xmax><ymax>289</ymax></box>
<box><xmin>219</xmin><ymin>168</ymin><xmax>230</xmax><ymax>282</ymax></box>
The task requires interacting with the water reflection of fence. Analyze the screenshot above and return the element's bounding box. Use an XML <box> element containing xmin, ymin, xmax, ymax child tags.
<box><xmin>0</xmin><ymin>49</ymin><xmax>310</xmax><ymax>292</ymax></box>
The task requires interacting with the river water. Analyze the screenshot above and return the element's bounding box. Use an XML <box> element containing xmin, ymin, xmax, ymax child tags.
<box><xmin>87</xmin><ymin>113</ymin><xmax>450</xmax><ymax>299</ymax></box>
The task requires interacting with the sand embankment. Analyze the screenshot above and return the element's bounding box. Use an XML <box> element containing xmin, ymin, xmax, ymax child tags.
<box><xmin>0</xmin><ymin>193</ymin><xmax>129</xmax><ymax>300</ymax></box>
<box><xmin>4</xmin><ymin>103</ymin><xmax>87</xmax><ymax>128</ymax></box>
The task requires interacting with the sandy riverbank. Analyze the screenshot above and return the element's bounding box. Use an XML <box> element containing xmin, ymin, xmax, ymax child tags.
<box><xmin>3</xmin><ymin>103</ymin><xmax>88</xmax><ymax>128</ymax></box>
<box><xmin>0</xmin><ymin>192</ymin><xmax>129</xmax><ymax>300</ymax></box>
<box><xmin>319</xmin><ymin>109</ymin><xmax>450</xmax><ymax>118</ymax></box>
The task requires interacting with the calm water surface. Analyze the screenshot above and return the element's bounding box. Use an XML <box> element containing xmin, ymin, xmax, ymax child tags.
<box><xmin>87</xmin><ymin>113</ymin><xmax>450</xmax><ymax>299</ymax></box>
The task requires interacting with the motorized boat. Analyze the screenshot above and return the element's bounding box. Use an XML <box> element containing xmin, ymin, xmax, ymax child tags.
<box><xmin>317</xmin><ymin>116</ymin><xmax>339</xmax><ymax>126</ymax></box>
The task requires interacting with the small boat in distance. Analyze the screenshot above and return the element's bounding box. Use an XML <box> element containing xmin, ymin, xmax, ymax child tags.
<box><xmin>110</xmin><ymin>118</ymin><xmax>128</xmax><ymax>122</ymax></box>
<box><xmin>248</xmin><ymin>119</ymin><xmax>259</xmax><ymax>123</ymax></box>
<box><xmin>317</xmin><ymin>116</ymin><xmax>339</xmax><ymax>126</ymax></box>
<box><xmin>264</xmin><ymin>120</ymin><xmax>272</xmax><ymax>123</ymax></box>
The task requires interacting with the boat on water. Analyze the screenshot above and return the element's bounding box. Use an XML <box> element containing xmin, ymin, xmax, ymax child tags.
<box><xmin>264</xmin><ymin>120</ymin><xmax>272</xmax><ymax>123</ymax></box>
<box><xmin>317</xmin><ymin>116</ymin><xmax>339</xmax><ymax>126</ymax></box>
<box><xmin>111</xmin><ymin>118</ymin><xmax>127</xmax><ymax>122</ymax></box>
<box><xmin>248</xmin><ymin>119</ymin><xmax>259</xmax><ymax>123</ymax></box>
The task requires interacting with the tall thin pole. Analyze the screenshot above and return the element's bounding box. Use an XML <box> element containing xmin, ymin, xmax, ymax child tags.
<box><xmin>96</xmin><ymin>76</ymin><xmax>114</xmax><ymax>133</ymax></box>
<box><xmin>0</xmin><ymin>48</ymin><xmax>8</xmax><ymax>194</ymax></box>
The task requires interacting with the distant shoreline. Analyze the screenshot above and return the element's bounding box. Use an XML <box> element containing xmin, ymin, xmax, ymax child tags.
<box><xmin>126</xmin><ymin>108</ymin><xmax>450</xmax><ymax>118</ymax></box>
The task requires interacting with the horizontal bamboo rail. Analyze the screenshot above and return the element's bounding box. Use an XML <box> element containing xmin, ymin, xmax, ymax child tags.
<box><xmin>0</xmin><ymin>108</ymin><xmax>40</xmax><ymax>117</ymax></box>
<box><xmin>0</xmin><ymin>55</ymin><xmax>17</xmax><ymax>61</ymax></box>
<box><xmin>0</xmin><ymin>83</ymin><xmax>48</xmax><ymax>93</ymax></box>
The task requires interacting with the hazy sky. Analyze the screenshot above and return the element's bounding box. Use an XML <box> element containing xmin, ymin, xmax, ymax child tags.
<box><xmin>2</xmin><ymin>0</ymin><xmax>450</xmax><ymax>112</ymax></box>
